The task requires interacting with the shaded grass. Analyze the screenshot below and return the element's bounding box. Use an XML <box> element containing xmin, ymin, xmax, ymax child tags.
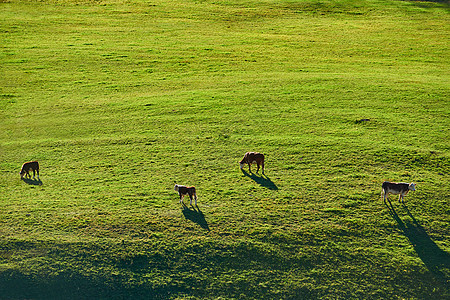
<box><xmin>1</xmin><ymin>0</ymin><xmax>449</xmax><ymax>298</ymax></box>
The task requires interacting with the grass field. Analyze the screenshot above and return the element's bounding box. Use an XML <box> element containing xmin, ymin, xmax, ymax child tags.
<box><xmin>1</xmin><ymin>0</ymin><xmax>449</xmax><ymax>298</ymax></box>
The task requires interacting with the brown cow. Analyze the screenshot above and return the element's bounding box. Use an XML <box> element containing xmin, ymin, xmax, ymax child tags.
<box><xmin>174</xmin><ymin>184</ymin><xmax>197</xmax><ymax>206</ymax></box>
<box><xmin>239</xmin><ymin>152</ymin><xmax>265</xmax><ymax>174</ymax></box>
<box><xmin>381</xmin><ymin>181</ymin><xmax>416</xmax><ymax>204</ymax></box>
<box><xmin>20</xmin><ymin>161</ymin><xmax>39</xmax><ymax>179</ymax></box>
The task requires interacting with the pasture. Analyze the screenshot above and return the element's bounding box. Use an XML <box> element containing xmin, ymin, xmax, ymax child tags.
<box><xmin>1</xmin><ymin>0</ymin><xmax>449</xmax><ymax>298</ymax></box>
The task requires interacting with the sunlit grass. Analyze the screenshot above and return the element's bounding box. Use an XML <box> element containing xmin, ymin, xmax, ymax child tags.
<box><xmin>1</xmin><ymin>0</ymin><xmax>449</xmax><ymax>298</ymax></box>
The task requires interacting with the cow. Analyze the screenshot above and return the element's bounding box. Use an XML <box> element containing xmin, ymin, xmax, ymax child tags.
<box><xmin>239</xmin><ymin>152</ymin><xmax>265</xmax><ymax>174</ymax></box>
<box><xmin>20</xmin><ymin>161</ymin><xmax>39</xmax><ymax>179</ymax></box>
<box><xmin>381</xmin><ymin>181</ymin><xmax>416</xmax><ymax>204</ymax></box>
<box><xmin>174</xmin><ymin>184</ymin><xmax>197</xmax><ymax>206</ymax></box>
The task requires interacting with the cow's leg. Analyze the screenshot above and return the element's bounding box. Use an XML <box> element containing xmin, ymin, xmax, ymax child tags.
<box><xmin>32</xmin><ymin>169</ymin><xmax>36</xmax><ymax>179</ymax></box>
<box><xmin>256</xmin><ymin>163</ymin><xmax>260</xmax><ymax>174</ymax></box>
<box><xmin>262</xmin><ymin>162</ymin><xmax>265</xmax><ymax>174</ymax></box>
<box><xmin>189</xmin><ymin>194</ymin><xmax>193</xmax><ymax>205</ymax></box>
<box><xmin>179</xmin><ymin>194</ymin><xmax>183</xmax><ymax>204</ymax></box>
<box><xmin>36</xmin><ymin>169</ymin><xmax>39</xmax><ymax>179</ymax></box>
<box><xmin>248</xmin><ymin>163</ymin><xmax>252</xmax><ymax>173</ymax></box>
<box><xmin>383</xmin><ymin>191</ymin><xmax>389</xmax><ymax>206</ymax></box>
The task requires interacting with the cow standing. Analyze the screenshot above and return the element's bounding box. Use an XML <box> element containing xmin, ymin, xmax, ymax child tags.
<box><xmin>174</xmin><ymin>184</ymin><xmax>198</xmax><ymax>206</ymax></box>
<box><xmin>20</xmin><ymin>161</ymin><xmax>40</xmax><ymax>179</ymax></box>
<box><xmin>239</xmin><ymin>152</ymin><xmax>265</xmax><ymax>174</ymax></box>
<box><xmin>381</xmin><ymin>181</ymin><xmax>416</xmax><ymax>204</ymax></box>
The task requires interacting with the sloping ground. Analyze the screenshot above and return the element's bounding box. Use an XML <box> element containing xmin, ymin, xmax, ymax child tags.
<box><xmin>1</xmin><ymin>0</ymin><xmax>449</xmax><ymax>298</ymax></box>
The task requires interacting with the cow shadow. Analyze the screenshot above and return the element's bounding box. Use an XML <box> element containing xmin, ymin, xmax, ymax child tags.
<box><xmin>182</xmin><ymin>204</ymin><xmax>210</xmax><ymax>231</ymax></box>
<box><xmin>241</xmin><ymin>169</ymin><xmax>278</xmax><ymax>190</ymax></box>
<box><xmin>385</xmin><ymin>202</ymin><xmax>450</xmax><ymax>281</ymax></box>
<box><xmin>21</xmin><ymin>178</ymin><xmax>43</xmax><ymax>186</ymax></box>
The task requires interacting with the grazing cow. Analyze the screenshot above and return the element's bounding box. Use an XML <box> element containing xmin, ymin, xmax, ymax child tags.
<box><xmin>239</xmin><ymin>152</ymin><xmax>265</xmax><ymax>174</ymax></box>
<box><xmin>20</xmin><ymin>161</ymin><xmax>39</xmax><ymax>179</ymax></box>
<box><xmin>382</xmin><ymin>181</ymin><xmax>416</xmax><ymax>204</ymax></box>
<box><xmin>174</xmin><ymin>184</ymin><xmax>197</xmax><ymax>206</ymax></box>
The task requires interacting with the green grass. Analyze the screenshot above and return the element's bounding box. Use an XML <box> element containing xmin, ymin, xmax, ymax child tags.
<box><xmin>1</xmin><ymin>0</ymin><xmax>449</xmax><ymax>298</ymax></box>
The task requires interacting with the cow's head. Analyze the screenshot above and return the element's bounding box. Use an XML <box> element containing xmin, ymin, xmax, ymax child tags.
<box><xmin>239</xmin><ymin>162</ymin><xmax>245</xmax><ymax>169</ymax></box>
<box><xmin>174</xmin><ymin>184</ymin><xmax>179</xmax><ymax>192</ymax></box>
<box><xmin>20</xmin><ymin>170</ymin><xmax>25</xmax><ymax>179</ymax></box>
<box><xmin>409</xmin><ymin>183</ymin><xmax>416</xmax><ymax>191</ymax></box>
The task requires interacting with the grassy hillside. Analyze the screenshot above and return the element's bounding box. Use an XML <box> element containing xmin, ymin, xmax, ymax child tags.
<box><xmin>1</xmin><ymin>0</ymin><xmax>449</xmax><ymax>298</ymax></box>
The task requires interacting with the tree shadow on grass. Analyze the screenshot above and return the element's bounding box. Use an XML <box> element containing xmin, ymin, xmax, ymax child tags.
<box><xmin>182</xmin><ymin>204</ymin><xmax>210</xmax><ymax>231</ymax></box>
<box><xmin>385</xmin><ymin>201</ymin><xmax>450</xmax><ymax>282</ymax></box>
<box><xmin>21</xmin><ymin>178</ymin><xmax>43</xmax><ymax>186</ymax></box>
<box><xmin>241</xmin><ymin>169</ymin><xmax>278</xmax><ymax>190</ymax></box>
<box><xmin>1</xmin><ymin>269</ymin><xmax>184</xmax><ymax>300</ymax></box>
